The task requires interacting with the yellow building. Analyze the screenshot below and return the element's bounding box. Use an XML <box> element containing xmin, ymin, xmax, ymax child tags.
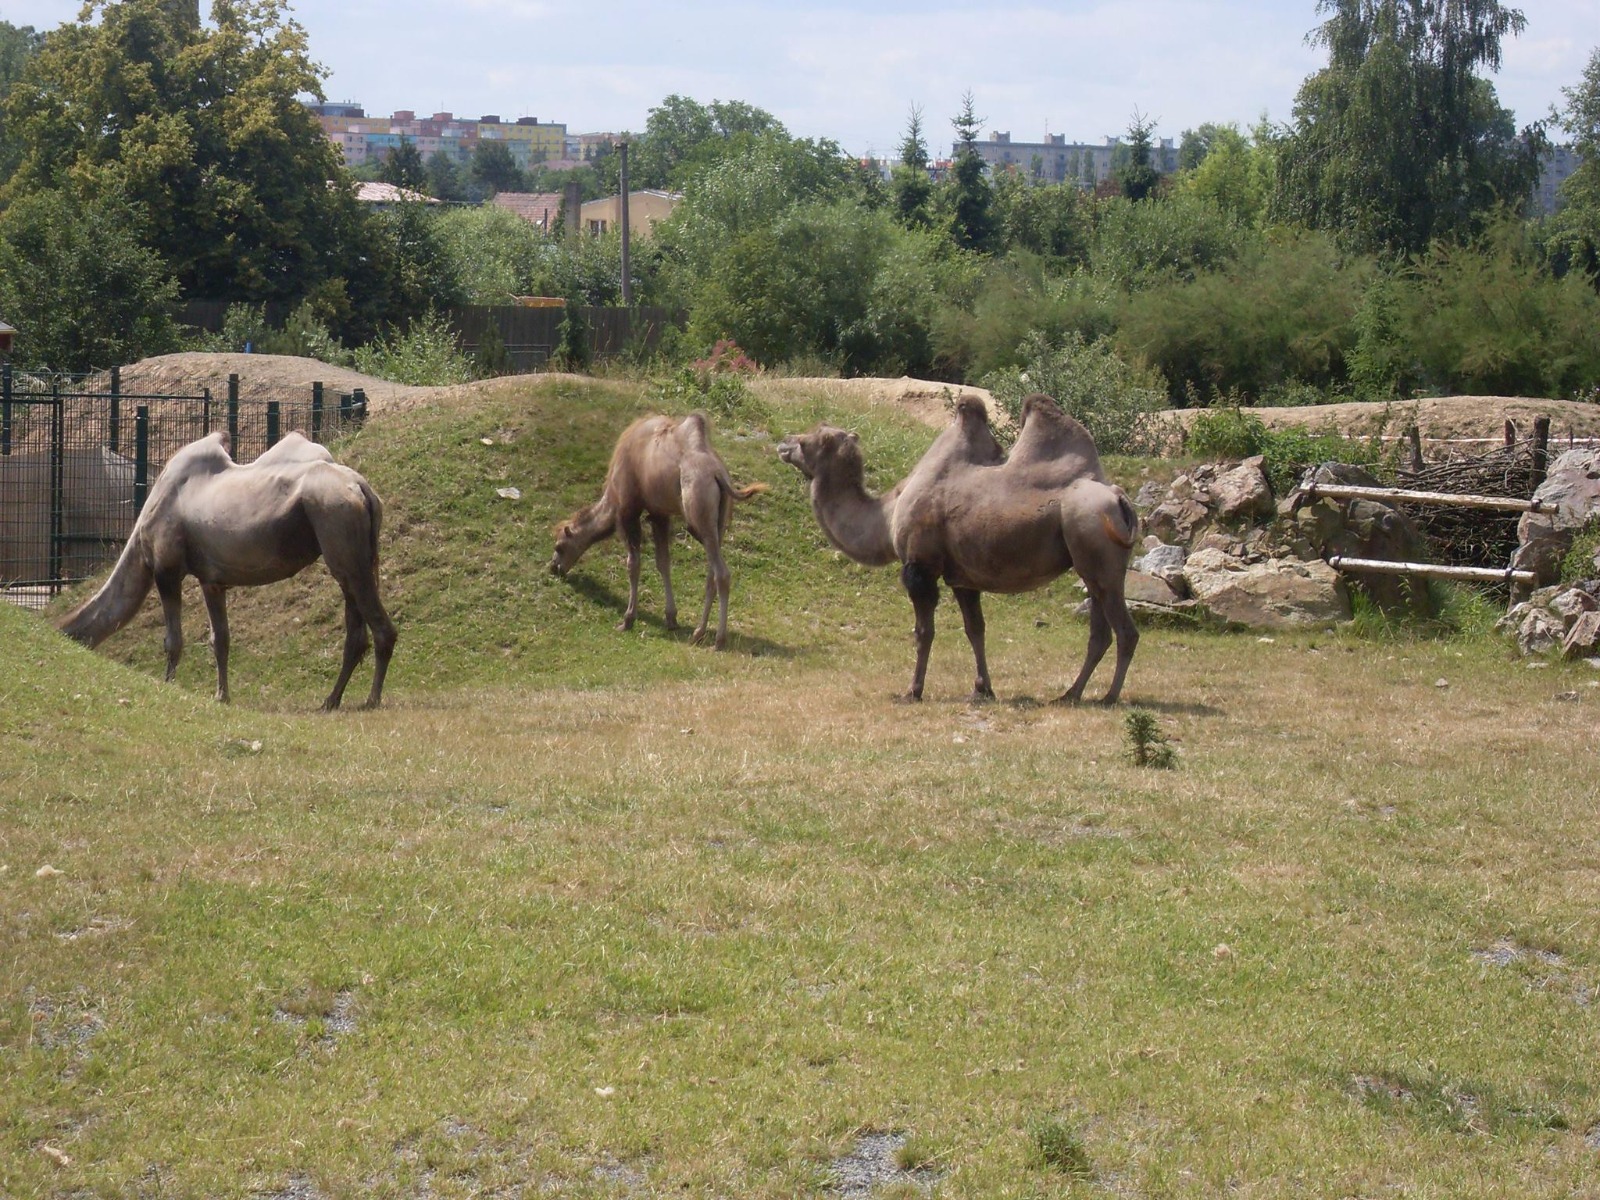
<box><xmin>579</xmin><ymin>190</ymin><xmax>682</xmax><ymax>238</ymax></box>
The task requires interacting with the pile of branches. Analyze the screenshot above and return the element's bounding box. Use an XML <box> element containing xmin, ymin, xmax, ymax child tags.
<box><xmin>1394</xmin><ymin>439</ymin><xmax>1541</xmax><ymax>571</ymax></box>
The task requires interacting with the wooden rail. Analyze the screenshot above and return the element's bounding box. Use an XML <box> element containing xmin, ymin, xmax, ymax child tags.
<box><xmin>1302</xmin><ymin>482</ymin><xmax>1547</xmax><ymax>514</ymax></box>
<box><xmin>1326</xmin><ymin>555</ymin><xmax>1536</xmax><ymax>586</ymax></box>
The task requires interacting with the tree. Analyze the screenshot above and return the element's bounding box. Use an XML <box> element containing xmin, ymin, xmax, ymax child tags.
<box><xmin>629</xmin><ymin>95</ymin><xmax>786</xmax><ymax>190</ymax></box>
<box><xmin>1272</xmin><ymin>0</ymin><xmax>1543</xmax><ymax>255</ymax></box>
<box><xmin>0</xmin><ymin>188</ymin><xmax>178</xmax><ymax>370</ymax></box>
<box><xmin>425</xmin><ymin>150</ymin><xmax>471</xmax><ymax>203</ymax></box>
<box><xmin>945</xmin><ymin>90</ymin><xmax>995</xmax><ymax>252</ymax></box>
<box><xmin>470</xmin><ymin>141</ymin><xmax>526</xmax><ymax>194</ymax></box>
<box><xmin>1118</xmin><ymin>110</ymin><xmax>1161</xmax><ymax>201</ymax></box>
<box><xmin>1175</xmin><ymin>122</ymin><xmax>1269</xmax><ymax>224</ymax></box>
<box><xmin>891</xmin><ymin>104</ymin><xmax>934</xmax><ymax>228</ymax></box>
<box><xmin>1549</xmin><ymin>46</ymin><xmax>1600</xmax><ymax>285</ymax></box>
<box><xmin>1</xmin><ymin>0</ymin><xmax>374</xmax><ymax>309</ymax></box>
<box><xmin>0</xmin><ymin>21</ymin><xmax>42</xmax><ymax>180</ymax></box>
<box><xmin>380</xmin><ymin>136</ymin><xmax>427</xmax><ymax>192</ymax></box>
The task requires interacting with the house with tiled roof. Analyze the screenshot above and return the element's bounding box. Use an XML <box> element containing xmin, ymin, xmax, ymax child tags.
<box><xmin>492</xmin><ymin>191</ymin><xmax>565</xmax><ymax>230</ymax></box>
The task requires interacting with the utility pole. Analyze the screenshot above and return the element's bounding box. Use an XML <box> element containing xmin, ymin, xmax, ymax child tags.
<box><xmin>618</xmin><ymin>140</ymin><xmax>632</xmax><ymax>307</ymax></box>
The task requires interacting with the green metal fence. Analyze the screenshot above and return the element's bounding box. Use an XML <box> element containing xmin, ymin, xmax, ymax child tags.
<box><xmin>0</xmin><ymin>365</ymin><xmax>367</xmax><ymax>608</ymax></box>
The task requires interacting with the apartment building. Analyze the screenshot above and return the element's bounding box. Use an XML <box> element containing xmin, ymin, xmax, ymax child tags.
<box><xmin>304</xmin><ymin>102</ymin><xmax>568</xmax><ymax>170</ymax></box>
<box><xmin>964</xmin><ymin>131</ymin><xmax>1178</xmax><ymax>188</ymax></box>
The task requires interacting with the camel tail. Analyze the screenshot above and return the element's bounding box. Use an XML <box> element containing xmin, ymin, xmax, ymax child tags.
<box><xmin>1102</xmin><ymin>491</ymin><xmax>1138</xmax><ymax>551</ymax></box>
<box><xmin>726</xmin><ymin>480</ymin><xmax>768</xmax><ymax>502</ymax></box>
<box><xmin>58</xmin><ymin>532</ymin><xmax>154</xmax><ymax>648</ymax></box>
<box><xmin>359</xmin><ymin>476</ymin><xmax>384</xmax><ymax>568</ymax></box>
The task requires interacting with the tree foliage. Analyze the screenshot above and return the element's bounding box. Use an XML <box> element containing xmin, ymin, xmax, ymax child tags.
<box><xmin>1118</xmin><ymin>111</ymin><xmax>1162</xmax><ymax>202</ymax></box>
<box><xmin>945</xmin><ymin>91</ymin><xmax>995</xmax><ymax>253</ymax></box>
<box><xmin>1273</xmin><ymin>0</ymin><xmax>1543</xmax><ymax>255</ymax></box>
<box><xmin>380</xmin><ymin>136</ymin><xmax>427</xmax><ymax>192</ymax></box>
<box><xmin>2</xmin><ymin>0</ymin><xmax>371</xmax><ymax>308</ymax></box>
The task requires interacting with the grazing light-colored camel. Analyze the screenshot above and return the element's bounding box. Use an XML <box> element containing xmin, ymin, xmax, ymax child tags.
<box><xmin>59</xmin><ymin>431</ymin><xmax>397</xmax><ymax>711</ymax></box>
<box><xmin>549</xmin><ymin>412</ymin><xmax>766</xmax><ymax>649</ymax></box>
<box><xmin>778</xmin><ymin>393</ymin><xmax>1139</xmax><ymax>704</ymax></box>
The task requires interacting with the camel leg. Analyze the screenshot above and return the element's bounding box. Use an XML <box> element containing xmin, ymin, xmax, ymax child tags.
<box><xmin>952</xmin><ymin>586</ymin><xmax>994</xmax><ymax>703</ymax></box>
<box><xmin>618</xmin><ymin>514</ymin><xmax>643</xmax><ymax>632</ymax></box>
<box><xmin>323</xmin><ymin>592</ymin><xmax>370</xmax><ymax>712</ymax></box>
<box><xmin>1095</xmin><ymin>588</ymin><xmax>1139</xmax><ymax>705</ymax></box>
<box><xmin>1056</xmin><ymin>593</ymin><xmax>1111</xmax><ymax>705</ymax></box>
<box><xmin>156</xmin><ymin>571</ymin><xmax>184</xmax><ymax>685</ymax></box>
<box><xmin>898</xmin><ymin>561</ymin><xmax>939</xmax><ymax>703</ymax></box>
<box><xmin>649</xmin><ymin>514</ymin><xmax>678</xmax><ymax>631</ymax></box>
<box><xmin>200</xmin><ymin>582</ymin><xmax>231</xmax><ymax>704</ymax></box>
<box><xmin>691</xmin><ymin>540</ymin><xmax>731</xmax><ymax>650</ymax></box>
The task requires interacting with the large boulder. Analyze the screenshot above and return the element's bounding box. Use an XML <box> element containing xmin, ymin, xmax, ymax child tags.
<box><xmin>1288</xmin><ymin>463</ymin><xmax>1433</xmax><ymax>616</ymax></box>
<box><xmin>1510</xmin><ymin>449</ymin><xmax>1600</xmax><ymax>594</ymax></box>
<box><xmin>1211</xmin><ymin>455</ymin><xmax>1275</xmax><ymax>524</ymax></box>
<box><xmin>1182</xmin><ymin>546</ymin><xmax>1351</xmax><ymax>630</ymax></box>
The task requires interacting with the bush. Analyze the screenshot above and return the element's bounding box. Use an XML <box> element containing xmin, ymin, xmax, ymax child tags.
<box><xmin>1185</xmin><ymin>406</ymin><xmax>1386</xmax><ymax>493</ymax></box>
<box><xmin>982</xmin><ymin>330</ymin><xmax>1168</xmax><ymax>454</ymax></box>
<box><xmin>350</xmin><ymin>311</ymin><xmax>474</xmax><ymax>386</ymax></box>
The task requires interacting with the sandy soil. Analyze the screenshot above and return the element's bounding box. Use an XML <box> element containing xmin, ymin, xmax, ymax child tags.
<box><xmin>1158</xmin><ymin>395</ymin><xmax>1600</xmax><ymax>447</ymax></box>
<box><xmin>94</xmin><ymin>354</ymin><xmax>1599</xmax><ymax>444</ymax></box>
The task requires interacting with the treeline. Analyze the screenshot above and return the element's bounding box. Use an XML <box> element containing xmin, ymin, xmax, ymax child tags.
<box><xmin>1</xmin><ymin>0</ymin><xmax>1599</xmax><ymax>440</ymax></box>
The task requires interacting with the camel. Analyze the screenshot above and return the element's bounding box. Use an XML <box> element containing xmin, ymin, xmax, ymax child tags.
<box><xmin>778</xmin><ymin>393</ymin><xmax>1139</xmax><ymax>704</ymax></box>
<box><xmin>59</xmin><ymin>431</ymin><xmax>397</xmax><ymax>711</ymax></box>
<box><xmin>549</xmin><ymin>412</ymin><xmax>766</xmax><ymax>650</ymax></box>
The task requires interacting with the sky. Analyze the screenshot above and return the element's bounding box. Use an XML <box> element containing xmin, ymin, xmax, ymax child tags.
<box><xmin>5</xmin><ymin>0</ymin><xmax>1595</xmax><ymax>158</ymax></box>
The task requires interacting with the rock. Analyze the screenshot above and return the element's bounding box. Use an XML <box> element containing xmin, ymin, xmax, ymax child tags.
<box><xmin>1144</xmin><ymin>497</ymin><xmax>1210</xmax><ymax>546</ymax></box>
<box><xmin>1124</xmin><ymin>569</ymin><xmax>1188</xmax><ymax>608</ymax></box>
<box><xmin>1182</xmin><ymin>547</ymin><xmax>1351</xmax><ymax>630</ymax></box>
<box><xmin>1517</xmin><ymin>606</ymin><xmax>1565</xmax><ymax>656</ymax></box>
<box><xmin>1133</xmin><ymin>542</ymin><xmax>1188</xmax><ymax>593</ymax></box>
<box><xmin>1291</xmin><ymin>467</ymin><xmax>1432</xmax><ymax>616</ymax></box>
<box><xmin>1564</xmin><ymin>610</ymin><xmax>1600</xmax><ymax>659</ymax></box>
<box><xmin>1212</xmin><ymin>455</ymin><xmax>1275</xmax><ymax>524</ymax></box>
<box><xmin>1550</xmin><ymin>587</ymin><xmax>1599</xmax><ymax>628</ymax></box>
<box><xmin>1134</xmin><ymin>480</ymin><xmax>1166</xmax><ymax>509</ymax></box>
<box><xmin>1511</xmin><ymin>449</ymin><xmax>1600</xmax><ymax>593</ymax></box>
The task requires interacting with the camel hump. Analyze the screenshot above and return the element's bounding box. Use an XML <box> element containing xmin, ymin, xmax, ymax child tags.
<box><xmin>677</xmin><ymin>411</ymin><xmax>713</xmax><ymax>446</ymax></box>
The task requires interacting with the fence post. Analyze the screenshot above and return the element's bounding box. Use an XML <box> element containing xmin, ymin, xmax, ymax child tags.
<box><xmin>266</xmin><ymin>400</ymin><xmax>280</xmax><ymax>449</ymax></box>
<box><xmin>203</xmin><ymin>387</ymin><xmax>212</xmax><ymax>436</ymax></box>
<box><xmin>352</xmin><ymin>387</ymin><xmax>367</xmax><ymax>424</ymax></box>
<box><xmin>49</xmin><ymin>381</ymin><xmax>64</xmax><ymax>591</ymax></box>
<box><xmin>109</xmin><ymin>364</ymin><xmax>121</xmax><ymax>454</ymax></box>
<box><xmin>1</xmin><ymin>362</ymin><xmax>10</xmax><ymax>457</ymax></box>
<box><xmin>1406</xmin><ymin>425</ymin><xmax>1423</xmax><ymax>474</ymax></box>
<box><xmin>134</xmin><ymin>406</ymin><xmax>150</xmax><ymax>517</ymax></box>
<box><xmin>312</xmin><ymin>381</ymin><xmax>324</xmax><ymax>440</ymax></box>
<box><xmin>228</xmin><ymin>372</ymin><xmax>240</xmax><ymax>452</ymax></box>
<box><xmin>1532</xmin><ymin>416</ymin><xmax>1551</xmax><ymax>492</ymax></box>
<box><xmin>339</xmin><ymin>391</ymin><xmax>352</xmax><ymax>424</ymax></box>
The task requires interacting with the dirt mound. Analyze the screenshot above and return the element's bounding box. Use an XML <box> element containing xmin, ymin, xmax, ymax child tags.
<box><xmin>753</xmin><ymin>376</ymin><xmax>998</xmax><ymax>428</ymax></box>
<box><xmin>90</xmin><ymin>353</ymin><xmax>428</xmax><ymax>413</ymax></box>
<box><xmin>1161</xmin><ymin>395</ymin><xmax>1600</xmax><ymax>448</ymax></box>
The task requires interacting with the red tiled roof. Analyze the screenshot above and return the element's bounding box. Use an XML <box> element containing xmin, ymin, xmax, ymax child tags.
<box><xmin>492</xmin><ymin>191</ymin><xmax>565</xmax><ymax>228</ymax></box>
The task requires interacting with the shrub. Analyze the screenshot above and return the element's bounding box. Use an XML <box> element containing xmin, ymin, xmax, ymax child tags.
<box><xmin>1185</xmin><ymin>406</ymin><xmax>1386</xmax><ymax>494</ymax></box>
<box><xmin>1025</xmin><ymin>1115</ymin><xmax>1093</xmax><ymax>1177</ymax></box>
<box><xmin>350</xmin><ymin>311</ymin><xmax>474</xmax><ymax>386</ymax></box>
<box><xmin>1125</xmin><ymin>708</ymin><xmax>1178</xmax><ymax>769</ymax></box>
<box><xmin>982</xmin><ymin>330</ymin><xmax>1168</xmax><ymax>455</ymax></box>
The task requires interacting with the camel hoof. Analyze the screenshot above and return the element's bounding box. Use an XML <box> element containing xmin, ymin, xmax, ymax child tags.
<box><xmin>664</xmin><ymin>617</ymin><xmax>679</xmax><ymax>631</ymax></box>
<box><xmin>616</xmin><ymin>618</ymin><xmax>635</xmax><ymax>632</ymax></box>
<box><xmin>894</xmin><ymin>691</ymin><xmax>923</xmax><ymax>705</ymax></box>
<box><xmin>968</xmin><ymin>687</ymin><xmax>995</xmax><ymax>705</ymax></box>
<box><xmin>689</xmin><ymin>628</ymin><xmax>709</xmax><ymax>646</ymax></box>
<box><xmin>1051</xmin><ymin>691</ymin><xmax>1084</xmax><ymax>707</ymax></box>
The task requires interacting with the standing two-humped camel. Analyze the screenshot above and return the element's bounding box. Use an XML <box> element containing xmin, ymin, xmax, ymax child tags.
<box><xmin>59</xmin><ymin>432</ymin><xmax>397</xmax><ymax>711</ymax></box>
<box><xmin>778</xmin><ymin>393</ymin><xmax>1139</xmax><ymax>704</ymax></box>
<box><xmin>550</xmin><ymin>412</ymin><xmax>766</xmax><ymax>650</ymax></box>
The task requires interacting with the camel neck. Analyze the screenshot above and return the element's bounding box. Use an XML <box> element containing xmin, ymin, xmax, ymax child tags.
<box><xmin>567</xmin><ymin>496</ymin><xmax>619</xmax><ymax>552</ymax></box>
<box><xmin>811</xmin><ymin>464</ymin><xmax>897</xmax><ymax>568</ymax></box>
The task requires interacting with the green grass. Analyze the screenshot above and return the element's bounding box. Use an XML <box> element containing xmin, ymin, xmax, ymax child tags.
<box><xmin>7</xmin><ymin>376</ymin><xmax>1600</xmax><ymax>1197</ymax></box>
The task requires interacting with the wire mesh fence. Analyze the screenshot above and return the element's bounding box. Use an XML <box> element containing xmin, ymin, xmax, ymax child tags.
<box><xmin>1</xmin><ymin>365</ymin><xmax>368</xmax><ymax>608</ymax></box>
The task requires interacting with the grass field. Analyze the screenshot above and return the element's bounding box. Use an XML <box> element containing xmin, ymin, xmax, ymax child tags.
<box><xmin>4</xmin><ymin>376</ymin><xmax>1600</xmax><ymax>1198</ymax></box>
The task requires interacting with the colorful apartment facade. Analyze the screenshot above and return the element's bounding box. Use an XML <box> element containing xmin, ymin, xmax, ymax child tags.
<box><xmin>305</xmin><ymin>102</ymin><xmax>569</xmax><ymax>170</ymax></box>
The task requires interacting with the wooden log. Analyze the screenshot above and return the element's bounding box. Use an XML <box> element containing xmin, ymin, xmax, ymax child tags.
<box><xmin>1328</xmin><ymin>554</ymin><xmax>1537</xmax><ymax>585</ymax></box>
<box><xmin>1406</xmin><ymin>425</ymin><xmax>1424</xmax><ymax>473</ymax></box>
<box><xmin>1302</xmin><ymin>481</ymin><xmax>1547</xmax><ymax>513</ymax></box>
<box><xmin>1532</xmin><ymin>416</ymin><xmax>1551</xmax><ymax>490</ymax></box>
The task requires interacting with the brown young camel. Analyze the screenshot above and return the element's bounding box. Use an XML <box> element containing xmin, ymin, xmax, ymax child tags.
<box><xmin>778</xmin><ymin>394</ymin><xmax>1139</xmax><ymax>704</ymax></box>
<box><xmin>549</xmin><ymin>412</ymin><xmax>766</xmax><ymax>649</ymax></box>
<box><xmin>59</xmin><ymin>431</ymin><xmax>397</xmax><ymax>711</ymax></box>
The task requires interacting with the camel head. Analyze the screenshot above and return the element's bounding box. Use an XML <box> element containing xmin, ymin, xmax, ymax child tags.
<box><xmin>776</xmin><ymin>424</ymin><xmax>862</xmax><ymax>483</ymax></box>
<box><xmin>549</xmin><ymin>521</ymin><xmax>583</xmax><ymax>576</ymax></box>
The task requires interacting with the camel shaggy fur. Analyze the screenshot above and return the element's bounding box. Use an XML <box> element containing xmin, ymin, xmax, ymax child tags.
<box><xmin>778</xmin><ymin>394</ymin><xmax>1139</xmax><ymax>703</ymax></box>
<box><xmin>550</xmin><ymin>412</ymin><xmax>766</xmax><ymax>649</ymax></box>
<box><xmin>59</xmin><ymin>432</ymin><xmax>396</xmax><ymax>710</ymax></box>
